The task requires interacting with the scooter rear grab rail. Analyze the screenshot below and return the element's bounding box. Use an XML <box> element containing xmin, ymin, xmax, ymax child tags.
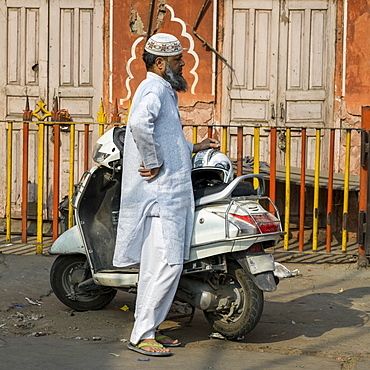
<box><xmin>224</xmin><ymin>196</ymin><xmax>282</xmax><ymax>240</ymax></box>
<box><xmin>195</xmin><ymin>174</ymin><xmax>265</xmax><ymax>206</ymax></box>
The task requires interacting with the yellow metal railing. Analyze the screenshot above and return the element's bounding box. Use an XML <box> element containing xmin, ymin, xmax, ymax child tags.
<box><xmin>2</xmin><ymin>98</ymin><xmax>116</xmax><ymax>253</ymax></box>
<box><xmin>253</xmin><ymin>127</ymin><xmax>260</xmax><ymax>189</ymax></box>
<box><xmin>36</xmin><ymin>121</ymin><xmax>45</xmax><ymax>253</ymax></box>
<box><xmin>97</xmin><ymin>98</ymin><xmax>106</xmax><ymax>137</ymax></box>
<box><xmin>221</xmin><ymin>126</ymin><xmax>227</xmax><ymax>154</ymax></box>
<box><xmin>68</xmin><ymin>124</ymin><xmax>76</xmax><ymax>230</ymax></box>
<box><xmin>192</xmin><ymin>126</ymin><xmax>197</xmax><ymax>144</ymax></box>
<box><xmin>2</xmin><ymin>112</ymin><xmax>362</xmax><ymax>256</ymax></box>
<box><xmin>312</xmin><ymin>129</ymin><xmax>321</xmax><ymax>251</ymax></box>
<box><xmin>342</xmin><ymin>130</ymin><xmax>351</xmax><ymax>252</ymax></box>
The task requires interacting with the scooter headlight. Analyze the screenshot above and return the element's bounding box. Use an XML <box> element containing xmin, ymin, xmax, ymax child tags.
<box><xmin>92</xmin><ymin>143</ymin><xmax>109</xmax><ymax>164</ymax></box>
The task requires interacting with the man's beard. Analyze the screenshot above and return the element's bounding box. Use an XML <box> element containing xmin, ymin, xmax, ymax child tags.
<box><xmin>163</xmin><ymin>62</ymin><xmax>188</xmax><ymax>92</ymax></box>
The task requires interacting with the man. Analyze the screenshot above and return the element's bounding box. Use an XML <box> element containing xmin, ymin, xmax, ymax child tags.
<box><xmin>113</xmin><ymin>33</ymin><xmax>219</xmax><ymax>356</ymax></box>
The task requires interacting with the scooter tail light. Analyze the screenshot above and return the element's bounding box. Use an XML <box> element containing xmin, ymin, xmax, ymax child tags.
<box><xmin>228</xmin><ymin>214</ymin><xmax>259</xmax><ymax>236</ymax></box>
<box><xmin>230</xmin><ymin>213</ymin><xmax>280</xmax><ymax>234</ymax></box>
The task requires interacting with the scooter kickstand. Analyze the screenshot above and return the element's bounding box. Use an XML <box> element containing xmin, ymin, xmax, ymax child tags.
<box><xmin>185</xmin><ymin>306</ymin><xmax>196</xmax><ymax>327</ymax></box>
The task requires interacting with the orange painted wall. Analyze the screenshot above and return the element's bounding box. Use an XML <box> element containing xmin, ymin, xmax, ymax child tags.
<box><xmin>108</xmin><ymin>1</ymin><xmax>370</xmax><ymax>126</ymax></box>
<box><xmin>111</xmin><ymin>0</ymin><xmax>215</xmax><ymax>109</ymax></box>
<box><xmin>345</xmin><ymin>0</ymin><xmax>370</xmax><ymax>117</ymax></box>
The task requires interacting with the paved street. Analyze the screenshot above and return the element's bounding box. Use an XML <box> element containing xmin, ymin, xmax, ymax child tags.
<box><xmin>1</xmin><ymin>252</ymin><xmax>370</xmax><ymax>369</ymax></box>
<box><xmin>0</xmin><ymin>336</ymin><xmax>345</xmax><ymax>370</ymax></box>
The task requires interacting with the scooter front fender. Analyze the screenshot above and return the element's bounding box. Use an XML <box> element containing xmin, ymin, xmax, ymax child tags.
<box><xmin>49</xmin><ymin>226</ymin><xmax>85</xmax><ymax>255</ymax></box>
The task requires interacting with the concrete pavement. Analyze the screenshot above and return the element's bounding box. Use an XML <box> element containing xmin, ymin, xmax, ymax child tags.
<box><xmin>1</xmin><ymin>252</ymin><xmax>370</xmax><ymax>369</ymax></box>
<box><xmin>0</xmin><ymin>335</ymin><xmax>345</xmax><ymax>370</ymax></box>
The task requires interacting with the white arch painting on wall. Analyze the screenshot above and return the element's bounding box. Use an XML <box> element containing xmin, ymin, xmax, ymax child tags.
<box><xmin>120</xmin><ymin>4</ymin><xmax>200</xmax><ymax>104</ymax></box>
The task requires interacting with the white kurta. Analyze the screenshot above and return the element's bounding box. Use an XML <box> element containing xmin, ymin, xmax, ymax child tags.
<box><xmin>113</xmin><ymin>72</ymin><xmax>194</xmax><ymax>267</ymax></box>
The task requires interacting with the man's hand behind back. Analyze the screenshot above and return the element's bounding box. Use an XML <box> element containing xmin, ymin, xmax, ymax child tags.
<box><xmin>139</xmin><ymin>163</ymin><xmax>161</xmax><ymax>181</ymax></box>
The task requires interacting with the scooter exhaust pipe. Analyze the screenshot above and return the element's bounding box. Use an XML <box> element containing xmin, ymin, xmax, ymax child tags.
<box><xmin>176</xmin><ymin>277</ymin><xmax>219</xmax><ymax>311</ymax></box>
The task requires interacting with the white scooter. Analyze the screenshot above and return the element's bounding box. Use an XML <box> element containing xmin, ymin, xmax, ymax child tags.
<box><xmin>49</xmin><ymin>127</ymin><xmax>283</xmax><ymax>340</ymax></box>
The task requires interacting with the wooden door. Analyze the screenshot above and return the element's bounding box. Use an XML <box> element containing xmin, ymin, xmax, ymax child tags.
<box><xmin>0</xmin><ymin>0</ymin><xmax>49</xmax><ymax>218</ymax></box>
<box><xmin>49</xmin><ymin>0</ymin><xmax>103</xmax><ymax>121</ymax></box>
<box><xmin>277</xmin><ymin>0</ymin><xmax>335</xmax><ymax>168</ymax></box>
<box><xmin>0</xmin><ymin>0</ymin><xmax>103</xmax><ymax>220</ymax></box>
<box><xmin>223</xmin><ymin>0</ymin><xmax>335</xmax><ymax>168</ymax></box>
<box><xmin>48</xmin><ymin>0</ymin><xmax>103</xmax><ymax>217</ymax></box>
<box><xmin>227</xmin><ymin>0</ymin><xmax>280</xmax><ymax>126</ymax></box>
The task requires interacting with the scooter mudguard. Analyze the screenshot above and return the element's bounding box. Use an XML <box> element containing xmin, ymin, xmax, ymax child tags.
<box><xmin>232</xmin><ymin>251</ymin><xmax>277</xmax><ymax>292</ymax></box>
<box><xmin>49</xmin><ymin>226</ymin><xmax>85</xmax><ymax>255</ymax></box>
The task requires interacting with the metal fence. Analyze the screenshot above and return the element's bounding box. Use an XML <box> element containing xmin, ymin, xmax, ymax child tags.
<box><xmin>1</xmin><ymin>99</ymin><xmax>369</xmax><ymax>259</ymax></box>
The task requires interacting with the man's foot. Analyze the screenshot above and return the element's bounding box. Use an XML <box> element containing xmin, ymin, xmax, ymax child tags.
<box><xmin>127</xmin><ymin>339</ymin><xmax>172</xmax><ymax>356</ymax></box>
<box><xmin>155</xmin><ymin>331</ymin><xmax>181</xmax><ymax>347</ymax></box>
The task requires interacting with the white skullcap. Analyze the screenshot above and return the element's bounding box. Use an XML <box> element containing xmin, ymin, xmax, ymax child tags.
<box><xmin>145</xmin><ymin>33</ymin><xmax>183</xmax><ymax>56</ymax></box>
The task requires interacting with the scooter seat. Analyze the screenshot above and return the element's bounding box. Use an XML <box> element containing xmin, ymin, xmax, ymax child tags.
<box><xmin>193</xmin><ymin>181</ymin><xmax>256</xmax><ymax>201</ymax></box>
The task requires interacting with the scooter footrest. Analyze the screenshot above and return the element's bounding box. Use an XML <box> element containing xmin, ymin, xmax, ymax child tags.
<box><xmin>97</xmin><ymin>268</ymin><xmax>139</xmax><ymax>274</ymax></box>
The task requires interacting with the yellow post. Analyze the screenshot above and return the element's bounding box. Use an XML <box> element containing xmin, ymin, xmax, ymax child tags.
<box><xmin>36</xmin><ymin>122</ymin><xmax>45</xmax><ymax>253</ymax></box>
<box><xmin>68</xmin><ymin>123</ymin><xmax>75</xmax><ymax>229</ymax></box>
<box><xmin>284</xmin><ymin>128</ymin><xmax>291</xmax><ymax>250</ymax></box>
<box><xmin>125</xmin><ymin>99</ymin><xmax>131</xmax><ymax>124</ymax></box>
<box><xmin>32</xmin><ymin>99</ymin><xmax>51</xmax><ymax>253</ymax></box>
<box><xmin>6</xmin><ymin>121</ymin><xmax>13</xmax><ymax>243</ymax></box>
<box><xmin>221</xmin><ymin>127</ymin><xmax>227</xmax><ymax>154</ymax></box>
<box><xmin>192</xmin><ymin>126</ymin><xmax>197</xmax><ymax>144</ymax></box>
<box><xmin>97</xmin><ymin>98</ymin><xmax>106</xmax><ymax>137</ymax></box>
<box><xmin>312</xmin><ymin>129</ymin><xmax>321</xmax><ymax>251</ymax></box>
<box><xmin>253</xmin><ymin>127</ymin><xmax>260</xmax><ymax>188</ymax></box>
<box><xmin>342</xmin><ymin>129</ymin><xmax>351</xmax><ymax>252</ymax></box>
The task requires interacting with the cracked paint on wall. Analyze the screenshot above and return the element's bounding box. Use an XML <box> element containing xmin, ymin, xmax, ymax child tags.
<box><xmin>129</xmin><ymin>6</ymin><xmax>145</xmax><ymax>35</ymax></box>
<box><xmin>121</xmin><ymin>3</ymin><xmax>200</xmax><ymax>102</ymax></box>
<box><xmin>111</xmin><ymin>0</ymin><xmax>214</xmax><ymax>112</ymax></box>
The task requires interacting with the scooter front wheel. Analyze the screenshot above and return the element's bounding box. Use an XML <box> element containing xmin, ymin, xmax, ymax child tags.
<box><xmin>50</xmin><ymin>254</ymin><xmax>117</xmax><ymax>311</ymax></box>
<box><xmin>203</xmin><ymin>262</ymin><xmax>264</xmax><ymax>340</ymax></box>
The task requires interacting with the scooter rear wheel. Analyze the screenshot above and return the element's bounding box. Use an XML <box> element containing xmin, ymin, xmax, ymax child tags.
<box><xmin>50</xmin><ymin>254</ymin><xmax>117</xmax><ymax>311</ymax></box>
<box><xmin>203</xmin><ymin>262</ymin><xmax>263</xmax><ymax>340</ymax></box>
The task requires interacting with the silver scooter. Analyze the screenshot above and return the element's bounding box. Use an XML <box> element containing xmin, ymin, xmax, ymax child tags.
<box><xmin>49</xmin><ymin>127</ymin><xmax>283</xmax><ymax>340</ymax></box>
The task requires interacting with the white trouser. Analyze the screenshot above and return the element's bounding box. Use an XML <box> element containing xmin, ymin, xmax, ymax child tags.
<box><xmin>130</xmin><ymin>216</ymin><xmax>183</xmax><ymax>345</ymax></box>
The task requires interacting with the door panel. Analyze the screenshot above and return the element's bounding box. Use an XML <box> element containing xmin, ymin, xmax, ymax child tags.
<box><xmin>49</xmin><ymin>1</ymin><xmax>102</xmax><ymax>120</ymax></box>
<box><xmin>3</xmin><ymin>0</ymin><xmax>48</xmax><ymax>118</ymax></box>
<box><xmin>279</xmin><ymin>0</ymin><xmax>332</xmax><ymax>127</ymax></box>
<box><xmin>229</xmin><ymin>1</ymin><xmax>279</xmax><ymax>125</ymax></box>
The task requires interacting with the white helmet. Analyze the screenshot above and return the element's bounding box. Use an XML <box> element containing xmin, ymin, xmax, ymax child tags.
<box><xmin>192</xmin><ymin>149</ymin><xmax>234</xmax><ymax>185</ymax></box>
<box><xmin>92</xmin><ymin>126</ymin><xmax>126</xmax><ymax>169</ymax></box>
